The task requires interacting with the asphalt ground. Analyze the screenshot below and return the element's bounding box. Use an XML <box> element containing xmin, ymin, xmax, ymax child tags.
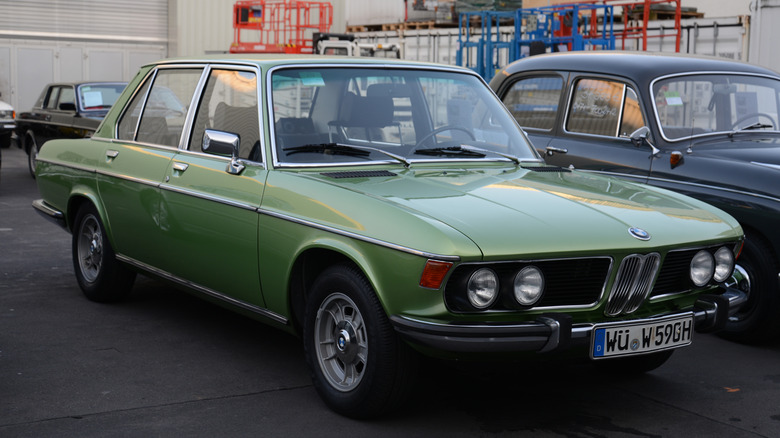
<box><xmin>2</xmin><ymin>144</ymin><xmax>780</xmax><ymax>437</ymax></box>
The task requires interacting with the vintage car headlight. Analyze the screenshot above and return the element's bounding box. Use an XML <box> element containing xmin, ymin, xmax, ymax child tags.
<box><xmin>713</xmin><ymin>246</ymin><xmax>735</xmax><ymax>283</ymax></box>
<box><xmin>690</xmin><ymin>250</ymin><xmax>715</xmax><ymax>287</ymax></box>
<box><xmin>513</xmin><ymin>266</ymin><xmax>544</xmax><ymax>305</ymax></box>
<box><xmin>466</xmin><ymin>268</ymin><xmax>498</xmax><ymax>309</ymax></box>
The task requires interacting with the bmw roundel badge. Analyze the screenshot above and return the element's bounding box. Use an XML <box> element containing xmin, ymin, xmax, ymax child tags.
<box><xmin>629</xmin><ymin>227</ymin><xmax>651</xmax><ymax>241</ymax></box>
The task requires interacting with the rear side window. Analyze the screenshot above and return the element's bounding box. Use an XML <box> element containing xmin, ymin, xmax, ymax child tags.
<box><xmin>501</xmin><ymin>76</ymin><xmax>564</xmax><ymax>130</ymax></box>
<box><xmin>117</xmin><ymin>68</ymin><xmax>203</xmax><ymax>147</ymax></box>
<box><xmin>566</xmin><ymin>78</ymin><xmax>645</xmax><ymax>138</ymax></box>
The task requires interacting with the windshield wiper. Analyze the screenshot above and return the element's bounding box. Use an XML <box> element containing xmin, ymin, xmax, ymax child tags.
<box><xmin>284</xmin><ymin>142</ymin><xmax>410</xmax><ymax>167</ymax></box>
<box><xmin>729</xmin><ymin>122</ymin><xmax>774</xmax><ymax>138</ymax></box>
<box><xmin>414</xmin><ymin>145</ymin><xmax>521</xmax><ymax>165</ymax></box>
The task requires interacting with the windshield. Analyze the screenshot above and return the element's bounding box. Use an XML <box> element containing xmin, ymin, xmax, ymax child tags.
<box><xmin>271</xmin><ymin>67</ymin><xmax>538</xmax><ymax>166</ymax></box>
<box><xmin>652</xmin><ymin>73</ymin><xmax>780</xmax><ymax>141</ymax></box>
<box><xmin>78</xmin><ymin>83</ymin><xmax>127</xmax><ymax>111</ymax></box>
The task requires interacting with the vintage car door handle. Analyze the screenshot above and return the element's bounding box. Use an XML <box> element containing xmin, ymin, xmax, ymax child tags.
<box><xmin>106</xmin><ymin>150</ymin><xmax>119</xmax><ymax>159</ymax></box>
<box><xmin>172</xmin><ymin>162</ymin><xmax>189</xmax><ymax>172</ymax></box>
<box><xmin>546</xmin><ymin>146</ymin><xmax>568</xmax><ymax>156</ymax></box>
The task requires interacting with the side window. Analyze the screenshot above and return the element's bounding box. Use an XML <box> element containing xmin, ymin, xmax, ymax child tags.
<box><xmin>567</xmin><ymin>78</ymin><xmax>645</xmax><ymax>138</ymax></box>
<box><xmin>116</xmin><ymin>68</ymin><xmax>202</xmax><ymax>147</ymax></box>
<box><xmin>44</xmin><ymin>87</ymin><xmax>61</xmax><ymax>110</ymax></box>
<box><xmin>502</xmin><ymin>76</ymin><xmax>564</xmax><ymax>130</ymax></box>
<box><xmin>58</xmin><ymin>86</ymin><xmax>75</xmax><ymax>108</ymax></box>
<box><xmin>189</xmin><ymin>69</ymin><xmax>259</xmax><ymax>160</ymax></box>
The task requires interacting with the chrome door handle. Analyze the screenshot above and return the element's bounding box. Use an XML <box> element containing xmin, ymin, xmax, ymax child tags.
<box><xmin>172</xmin><ymin>162</ymin><xmax>189</xmax><ymax>172</ymax></box>
<box><xmin>546</xmin><ymin>146</ymin><xmax>568</xmax><ymax>156</ymax></box>
<box><xmin>106</xmin><ymin>150</ymin><xmax>119</xmax><ymax>159</ymax></box>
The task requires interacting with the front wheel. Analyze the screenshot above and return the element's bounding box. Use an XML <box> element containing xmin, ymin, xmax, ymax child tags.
<box><xmin>72</xmin><ymin>204</ymin><xmax>136</xmax><ymax>302</ymax></box>
<box><xmin>719</xmin><ymin>233</ymin><xmax>780</xmax><ymax>342</ymax></box>
<box><xmin>303</xmin><ymin>264</ymin><xmax>416</xmax><ymax>419</ymax></box>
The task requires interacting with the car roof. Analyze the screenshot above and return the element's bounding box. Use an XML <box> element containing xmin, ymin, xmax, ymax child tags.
<box><xmin>498</xmin><ymin>51</ymin><xmax>780</xmax><ymax>83</ymax></box>
<box><xmin>151</xmin><ymin>53</ymin><xmax>472</xmax><ymax>72</ymax></box>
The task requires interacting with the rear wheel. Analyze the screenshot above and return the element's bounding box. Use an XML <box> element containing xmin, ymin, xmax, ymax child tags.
<box><xmin>25</xmin><ymin>131</ymin><xmax>38</xmax><ymax>179</ymax></box>
<box><xmin>719</xmin><ymin>233</ymin><xmax>780</xmax><ymax>343</ymax></box>
<box><xmin>72</xmin><ymin>204</ymin><xmax>136</xmax><ymax>302</ymax></box>
<box><xmin>303</xmin><ymin>264</ymin><xmax>416</xmax><ymax>419</ymax></box>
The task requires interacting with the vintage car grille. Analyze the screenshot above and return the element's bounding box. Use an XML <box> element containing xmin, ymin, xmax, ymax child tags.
<box><xmin>604</xmin><ymin>253</ymin><xmax>661</xmax><ymax>316</ymax></box>
<box><xmin>444</xmin><ymin>257</ymin><xmax>611</xmax><ymax>312</ymax></box>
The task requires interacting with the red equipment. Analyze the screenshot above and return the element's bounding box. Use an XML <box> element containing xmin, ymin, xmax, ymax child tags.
<box><xmin>230</xmin><ymin>0</ymin><xmax>334</xmax><ymax>54</ymax></box>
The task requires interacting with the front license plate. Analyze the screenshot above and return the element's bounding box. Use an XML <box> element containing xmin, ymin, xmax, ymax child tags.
<box><xmin>591</xmin><ymin>313</ymin><xmax>693</xmax><ymax>359</ymax></box>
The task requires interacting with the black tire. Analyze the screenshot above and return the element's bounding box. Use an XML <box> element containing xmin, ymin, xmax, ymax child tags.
<box><xmin>72</xmin><ymin>204</ymin><xmax>136</xmax><ymax>302</ymax></box>
<box><xmin>303</xmin><ymin>264</ymin><xmax>417</xmax><ymax>419</ymax></box>
<box><xmin>719</xmin><ymin>233</ymin><xmax>780</xmax><ymax>343</ymax></box>
<box><xmin>596</xmin><ymin>349</ymin><xmax>674</xmax><ymax>375</ymax></box>
<box><xmin>25</xmin><ymin>131</ymin><xmax>38</xmax><ymax>179</ymax></box>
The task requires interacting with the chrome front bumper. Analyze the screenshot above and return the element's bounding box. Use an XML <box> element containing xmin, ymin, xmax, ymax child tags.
<box><xmin>390</xmin><ymin>286</ymin><xmax>747</xmax><ymax>354</ymax></box>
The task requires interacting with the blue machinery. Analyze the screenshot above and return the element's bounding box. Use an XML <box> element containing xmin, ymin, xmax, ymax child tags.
<box><xmin>457</xmin><ymin>3</ymin><xmax>616</xmax><ymax>80</ymax></box>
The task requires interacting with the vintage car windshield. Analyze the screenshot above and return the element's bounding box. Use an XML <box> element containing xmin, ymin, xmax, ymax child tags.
<box><xmin>653</xmin><ymin>73</ymin><xmax>780</xmax><ymax>141</ymax></box>
<box><xmin>271</xmin><ymin>67</ymin><xmax>538</xmax><ymax>165</ymax></box>
<box><xmin>77</xmin><ymin>83</ymin><xmax>126</xmax><ymax>111</ymax></box>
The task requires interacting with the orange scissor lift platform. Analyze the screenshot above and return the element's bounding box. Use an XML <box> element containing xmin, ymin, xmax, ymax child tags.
<box><xmin>230</xmin><ymin>0</ymin><xmax>333</xmax><ymax>54</ymax></box>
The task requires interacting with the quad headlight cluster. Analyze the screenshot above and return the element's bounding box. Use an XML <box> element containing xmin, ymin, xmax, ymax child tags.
<box><xmin>690</xmin><ymin>246</ymin><xmax>735</xmax><ymax>287</ymax></box>
<box><xmin>466</xmin><ymin>266</ymin><xmax>545</xmax><ymax>309</ymax></box>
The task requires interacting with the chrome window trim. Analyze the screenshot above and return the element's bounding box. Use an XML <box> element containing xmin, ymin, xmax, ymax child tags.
<box><xmin>649</xmin><ymin>71</ymin><xmax>780</xmax><ymax>143</ymax></box>
<box><xmin>265</xmin><ymin>63</ymin><xmax>504</xmax><ymax>169</ymax></box>
<box><xmin>180</xmin><ymin>64</ymin><xmax>267</xmax><ymax>165</ymax></box>
<box><xmin>449</xmin><ymin>256</ymin><xmax>614</xmax><ymax>311</ymax></box>
<box><xmin>115</xmin><ymin>254</ymin><xmax>288</xmax><ymax>325</ymax></box>
<box><xmin>258</xmin><ymin>208</ymin><xmax>462</xmax><ymax>262</ymax></box>
<box><xmin>562</xmin><ymin>76</ymin><xmax>642</xmax><ymax>140</ymax></box>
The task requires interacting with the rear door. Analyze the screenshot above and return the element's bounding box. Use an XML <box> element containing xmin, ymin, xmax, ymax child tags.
<box><xmin>501</xmin><ymin>73</ymin><xmax>653</xmax><ymax>183</ymax></box>
<box><xmin>97</xmin><ymin>66</ymin><xmax>204</xmax><ymax>269</ymax></box>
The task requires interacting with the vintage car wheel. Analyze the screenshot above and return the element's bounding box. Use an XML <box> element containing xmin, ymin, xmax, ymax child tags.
<box><xmin>25</xmin><ymin>131</ymin><xmax>38</xmax><ymax>179</ymax></box>
<box><xmin>719</xmin><ymin>233</ymin><xmax>780</xmax><ymax>342</ymax></box>
<box><xmin>72</xmin><ymin>204</ymin><xmax>136</xmax><ymax>302</ymax></box>
<box><xmin>303</xmin><ymin>264</ymin><xmax>416</xmax><ymax>419</ymax></box>
<box><xmin>596</xmin><ymin>350</ymin><xmax>674</xmax><ymax>374</ymax></box>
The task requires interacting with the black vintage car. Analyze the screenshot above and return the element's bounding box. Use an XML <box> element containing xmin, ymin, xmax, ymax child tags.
<box><xmin>490</xmin><ymin>52</ymin><xmax>780</xmax><ymax>342</ymax></box>
<box><xmin>16</xmin><ymin>82</ymin><xmax>127</xmax><ymax>177</ymax></box>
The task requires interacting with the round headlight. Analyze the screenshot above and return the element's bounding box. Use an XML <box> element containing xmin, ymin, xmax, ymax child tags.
<box><xmin>690</xmin><ymin>250</ymin><xmax>715</xmax><ymax>287</ymax></box>
<box><xmin>514</xmin><ymin>266</ymin><xmax>545</xmax><ymax>306</ymax></box>
<box><xmin>466</xmin><ymin>268</ymin><xmax>498</xmax><ymax>309</ymax></box>
<box><xmin>713</xmin><ymin>246</ymin><xmax>735</xmax><ymax>283</ymax></box>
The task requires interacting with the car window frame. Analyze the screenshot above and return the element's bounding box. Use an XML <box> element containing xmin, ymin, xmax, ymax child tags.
<box><xmin>183</xmin><ymin>63</ymin><xmax>265</xmax><ymax>165</ymax></box>
<box><xmin>562</xmin><ymin>74</ymin><xmax>647</xmax><ymax>142</ymax></box>
<box><xmin>115</xmin><ymin>63</ymin><xmax>208</xmax><ymax>151</ymax></box>
<box><xmin>498</xmin><ymin>72</ymin><xmax>569</xmax><ymax>133</ymax></box>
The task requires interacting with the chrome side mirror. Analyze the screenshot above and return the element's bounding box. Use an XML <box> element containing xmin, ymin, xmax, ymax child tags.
<box><xmin>629</xmin><ymin>126</ymin><xmax>660</xmax><ymax>157</ymax></box>
<box><xmin>203</xmin><ymin>129</ymin><xmax>246</xmax><ymax>175</ymax></box>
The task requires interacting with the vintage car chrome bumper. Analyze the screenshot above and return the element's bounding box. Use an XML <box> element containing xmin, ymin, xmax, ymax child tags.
<box><xmin>390</xmin><ymin>286</ymin><xmax>747</xmax><ymax>354</ymax></box>
<box><xmin>32</xmin><ymin>199</ymin><xmax>67</xmax><ymax>230</ymax></box>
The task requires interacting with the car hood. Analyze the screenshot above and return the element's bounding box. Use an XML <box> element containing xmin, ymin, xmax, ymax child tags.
<box><xmin>289</xmin><ymin>165</ymin><xmax>741</xmax><ymax>259</ymax></box>
<box><xmin>689</xmin><ymin>135</ymin><xmax>780</xmax><ymax>167</ymax></box>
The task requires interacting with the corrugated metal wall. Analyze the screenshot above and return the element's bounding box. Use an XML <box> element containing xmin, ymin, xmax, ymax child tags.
<box><xmin>0</xmin><ymin>0</ymin><xmax>168</xmax><ymax>111</ymax></box>
<box><xmin>0</xmin><ymin>0</ymin><xmax>167</xmax><ymax>42</ymax></box>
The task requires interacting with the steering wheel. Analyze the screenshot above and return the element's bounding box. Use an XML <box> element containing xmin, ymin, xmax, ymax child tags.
<box><xmin>415</xmin><ymin>125</ymin><xmax>475</xmax><ymax>147</ymax></box>
<box><xmin>731</xmin><ymin>112</ymin><xmax>776</xmax><ymax>130</ymax></box>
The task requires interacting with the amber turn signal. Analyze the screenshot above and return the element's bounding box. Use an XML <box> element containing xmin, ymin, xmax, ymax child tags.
<box><xmin>420</xmin><ymin>260</ymin><xmax>453</xmax><ymax>289</ymax></box>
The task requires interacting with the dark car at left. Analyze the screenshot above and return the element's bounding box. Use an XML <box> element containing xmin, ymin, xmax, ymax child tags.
<box><xmin>16</xmin><ymin>81</ymin><xmax>127</xmax><ymax>177</ymax></box>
